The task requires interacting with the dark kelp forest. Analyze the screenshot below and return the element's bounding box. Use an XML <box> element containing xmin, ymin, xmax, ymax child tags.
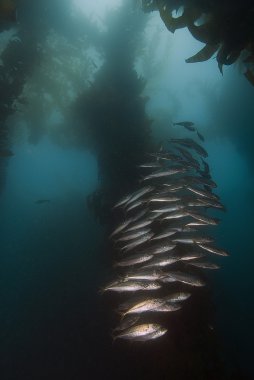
<box><xmin>0</xmin><ymin>1</ymin><xmax>254</xmax><ymax>380</ymax></box>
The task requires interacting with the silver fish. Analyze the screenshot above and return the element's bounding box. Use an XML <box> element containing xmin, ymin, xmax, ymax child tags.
<box><xmin>170</xmin><ymin>138</ymin><xmax>208</xmax><ymax>158</ymax></box>
<box><xmin>113</xmin><ymin>323</ymin><xmax>163</xmax><ymax>341</ymax></box>
<box><xmin>162</xmin><ymin>211</ymin><xmax>188</xmax><ymax>220</ymax></box>
<box><xmin>152</xmin><ymin>229</ymin><xmax>178</xmax><ymax>241</ymax></box>
<box><xmin>116</xmin><ymin>228</ymin><xmax>151</xmax><ymax>242</ymax></box>
<box><xmin>110</xmin><ymin>218</ymin><xmax>133</xmax><ymax>238</ymax></box>
<box><xmin>151</xmin><ymin>204</ymin><xmax>184</xmax><ymax>213</ymax></box>
<box><xmin>197</xmin><ymin>244</ymin><xmax>229</xmax><ymax>257</ymax></box>
<box><xmin>186</xmin><ymin>185</ymin><xmax>219</xmax><ymax>201</ymax></box>
<box><xmin>187</xmin><ymin>211</ymin><xmax>220</xmax><ymax>225</ymax></box>
<box><xmin>161</xmin><ymin>271</ymin><xmax>205</xmax><ymax>287</ymax></box>
<box><xmin>187</xmin><ymin>261</ymin><xmax>220</xmax><ymax>269</ymax></box>
<box><xmin>172</xmin><ymin>236</ymin><xmax>214</xmax><ymax>244</ymax></box>
<box><xmin>114</xmin><ymin>315</ymin><xmax>140</xmax><ymax>332</ymax></box>
<box><xmin>121</xmin><ymin>232</ymin><xmax>154</xmax><ymax>252</ymax></box>
<box><xmin>142</xmin><ymin>243</ymin><xmax>177</xmax><ymax>255</ymax></box>
<box><xmin>163</xmin><ymin>292</ymin><xmax>191</xmax><ymax>302</ymax></box>
<box><xmin>126</xmin><ymin>219</ymin><xmax>152</xmax><ymax>232</ymax></box>
<box><xmin>125</xmin><ymin>186</ymin><xmax>154</xmax><ymax>206</ymax></box>
<box><xmin>131</xmin><ymin>209</ymin><xmax>149</xmax><ymax>223</ymax></box>
<box><xmin>137</xmin><ymin>328</ymin><xmax>167</xmax><ymax>340</ymax></box>
<box><xmin>124</xmin><ymin>269</ymin><xmax>163</xmax><ymax>281</ymax></box>
<box><xmin>139</xmin><ymin>162</ymin><xmax>162</xmax><ymax>168</ymax></box>
<box><xmin>122</xmin><ymin>298</ymin><xmax>165</xmax><ymax>316</ymax></box>
<box><xmin>148</xmin><ymin>196</ymin><xmax>181</xmax><ymax>203</ymax></box>
<box><xmin>126</xmin><ymin>200</ymin><xmax>144</xmax><ymax>212</ymax></box>
<box><xmin>113</xmin><ymin>194</ymin><xmax>132</xmax><ymax>209</ymax></box>
<box><xmin>142</xmin><ymin>167</ymin><xmax>186</xmax><ymax>181</ymax></box>
<box><xmin>153</xmin><ymin>303</ymin><xmax>182</xmax><ymax>312</ymax></box>
<box><xmin>175</xmin><ymin>146</ymin><xmax>200</xmax><ymax>169</ymax></box>
<box><xmin>177</xmin><ymin>251</ymin><xmax>206</xmax><ymax>261</ymax></box>
<box><xmin>114</xmin><ymin>253</ymin><xmax>154</xmax><ymax>267</ymax></box>
<box><xmin>141</xmin><ymin>256</ymin><xmax>179</xmax><ymax>268</ymax></box>
<box><xmin>102</xmin><ymin>280</ymin><xmax>161</xmax><ymax>293</ymax></box>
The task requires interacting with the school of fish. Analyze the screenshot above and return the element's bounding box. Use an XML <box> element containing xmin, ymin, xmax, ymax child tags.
<box><xmin>101</xmin><ymin>121</ymin><xmax>229</xmax><ymax>342</ymax></box>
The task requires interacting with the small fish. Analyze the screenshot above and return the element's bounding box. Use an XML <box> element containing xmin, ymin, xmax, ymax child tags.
<box><xmin>113</xmin><ymin>323</ymin><xmax>165</xmax><ymax>341</ymax></box>
<box><xmin>162</xmin><ymin>210</ymin><xmax>188</xmax><ymax>220</ymax></box>
<box><xmin>186</xmin><ymin>186</ymin><xmax>219</xmax><ymax>201</ymax></box>
<box><xmin>151</xmin><ymin>228</ymin><xmax>178</xmax><ymax>241</ymax></box>
<box><xmin>101</xmin><ymin>280</ymin><xmax>161</xmax><ymax>293</ymax></box>
<box><xmin>126</xmin><ymin>200</ymin><xmax>144</xmax><ymax>212</ymax></box>
<box><xmin>148</xmin><ymin>196</ymin><xmax>181</xmax><ymax>203</ymax></box>
<box><xmin>197</xmin><ymin>130</ymin><xmax>205</xmax><ymax>142</ymax></box>
<box><xmin>185</xmin><ymin>200</ymin><xmax>210</xmax><ymax>207</ymax></box>
<box><xmin>175</xmin><ymin>146</ymin><xmax>200</xmax><ymax>169</ymax></box>
<box><xmin>201</xmin><ymin>158</ymin><xmax>210</xmax><ymax>174</ymax></box>
<box><xmin>161</xmin><ymin>271</ymin><xmax>205</xmax><ymax>287</ymax></box>
<box><xmin>172</xmin><ymin>236</ymin><xmax>214</xmax><ymax>244</ymax></box>
<box><xmin>125</xmin><ymin>186</ymin><xmax>154</xmax><ymax>206</ymax></box>
<box><xmin>137</xmin><ymin>328</ymin><xmax>167</xmax><ymax>341</ymax></box>
<box><xmin>163</xmin><ymin>292</ymin><xmax>191</xmax><ymax>303</ymax></box>
<box><xmin>114</xmin><ymin>315</ymin><xmax>140</xmax><ymax>332</ymax></box>
<box><xmin>122</xmin><ymin>298</ymin><xmax>165</xmax><ymax>316</ymax></box>
<box><xmin>116</xmin><ymin>228</ymin><xmax>151</xmax><ymax>242</ymax></box>
<box><xmin>189</xmin><ymin>175</ymin><xmax>217</xmax><ymax>188</ymax></box>
<box><xmin>153</xmin><ymin>303</ymin><xmax>181</xmax><ymax>312</ymax></box>
<box><xmin>141</xmin><ymin>243</ymin><xmax>176</xmax><ymax>255</ymax></box>
<box><xmin>139</xmin><ymin>162</ymin><xmax>162</xmax><ymax>168</ymax></box>
<box><xmin>177</xmin><ymin>251</ymin><xmax>206</xmax><ymax>261</ymax></box>
<box><xmin>198</xmin><ymin>198</ymin><xmax>226</xmax><ymax>211</ymax></box>
<box><xmin>197</xmin><ymin>244</ymin><xmax>229</xmax><ymax>257</ymax></box>
<box><xmin>121</xmin><ymin>232</ymin><xmax>154</xmax><ymax>252</ymax></box>
<box><xmin>114</xmin><ymin>253</ymin><xmax>153</xmax><ymax>267</ymax></box>
<box><xmin>141</xmin><ymin>256</ymin><xmax>179</xmax><ymax>269</ymax></box>
<box><xmin>110</xmin><ymin>218</ymin><xmax>133</xmax><ymax>238</ymax></box>
<box><xmin>142</xmin><ymin>167</ymin><xmax>186</xmax><ymax>181</ymax></box>
<box><xmin>187</xmin><ymin>211</ymin><xmax>220</xmax><ymax>225</ymax></box>
<box><xmin>173</xmin><ymin>121</ymin><xmax>196</xmax><ymax>131</ymax></box>
<box><xmin>170</xmin><ymin>138</ymin><xmax>208</xmax><ymax>158</ymax></box>
<box><xmin>125</xmin><ymin>219</ymin><xmax>152</xmax><ymax>232</ymax></box>
<box><xmin>151</xmin><ymin>204</ymin><xmax>184</xmax><ymax>213</ymax></box>
<box><xmin>131</xmin><ymin>209</ymin><xmax>149</xmax><ymax>223</ymax></box>
<box><xmin>187</xmin><ymin>261</ymin><xmax>220</xmax><ymax>269</ymax></box>
<box><xmin>124</xmin><ymin>269</ymin><xmax>163</xmax><ymax>281</ymax></box>
<box><xmin>113</xmin><ymin>194</ymin><xmax>132</xmax><ymax>209</ymax></box>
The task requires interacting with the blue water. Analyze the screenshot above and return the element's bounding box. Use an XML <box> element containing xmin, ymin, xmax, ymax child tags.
<box><xmin>1</xmin><ymin>1</ymin><xmax>254</xmax><ymax>379</ymax></box>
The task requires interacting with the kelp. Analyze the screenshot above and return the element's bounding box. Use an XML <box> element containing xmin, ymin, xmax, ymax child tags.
<box><xmin>141</xmin><ymin>0</ymin><xmax>254</xmax><ymax>85</ymax></box>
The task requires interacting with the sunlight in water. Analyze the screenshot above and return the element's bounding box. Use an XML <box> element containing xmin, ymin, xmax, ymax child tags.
<box><xmin>73</xmin><ymin>0</ymin><xmax>122</xmax><ymax>17</ymax></box>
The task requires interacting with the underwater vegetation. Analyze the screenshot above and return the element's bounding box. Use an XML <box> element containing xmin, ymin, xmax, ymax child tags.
<box><xmin>0</xmin><ymin>1</ymin><xmax>253</xmax><ymax>379</ymax></box>
<box><xmin>141</xmin><ymin>0</ymin><xmax>254</xmax><ymax>85</ymax></box>
<box><xmin>0</xmin><ymin>0</ymin><xmax>74</xmax><ymax>194</ymax></box>
<box><xmin>73</xmin><ymin>2</ymin><xmax>154</xmax><ymax>223</ymax></box>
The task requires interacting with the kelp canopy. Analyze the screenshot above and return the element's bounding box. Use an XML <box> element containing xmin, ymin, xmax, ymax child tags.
<box><xmin>141</xmin><ymin>0</ymin><xmax>254</xmax><ymax>85</ymax></box>
<box><xmin>73</xmin><ymin>3</ymin><xmax>154</xmax><ymax>223</ymax></box>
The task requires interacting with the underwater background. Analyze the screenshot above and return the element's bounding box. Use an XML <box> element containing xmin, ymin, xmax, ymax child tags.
<box><xmin>0</xmin><ymin>1</ymin><xmax>253</xmax><ymax>379</ymax></box>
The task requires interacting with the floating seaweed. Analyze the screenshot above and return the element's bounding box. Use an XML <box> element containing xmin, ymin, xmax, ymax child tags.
<box><xmin>141</xmin><ymin>0</ymin><xmax>254</xmax><ymax>85</ymax></box>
